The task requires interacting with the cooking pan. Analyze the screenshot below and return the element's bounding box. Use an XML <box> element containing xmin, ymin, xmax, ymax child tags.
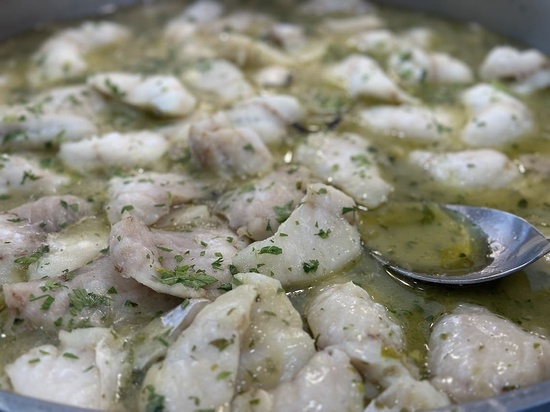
<box><xmin>0</xmin><ymin>0</ymin><xmax>549</xmax><ymax>411</ymax></box>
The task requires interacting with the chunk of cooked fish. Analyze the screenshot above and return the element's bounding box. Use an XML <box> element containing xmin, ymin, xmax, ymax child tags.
<box><xmin>190</xmin><ymin>94</ymin><xmax>304</xmax><ymax>145</ymax></box>
<box><xmin>364</xmin><ymin>374</ymin><xmax>450</xmax><ymax>412</ymax></box>
<box><xmin>428</xmin><ymin>304</ymin><xmax>550</xmax><ymax>402</ymax></box>
<box><xmin>0</xmin><ymin>213</ymin><xmax>44</xmax><ymax>284</ymax></box>
<box><xmin>295</xmin><ymin>132</ymin><xmax>393</xmax><ymax>208</ymax></box>
<box><xmin>28</xmin><ymin>21</ymin><xmax>130</xmax><ymax>85</ymax></box>
<box><xmin>235</xmin><ymin>273</ymin><xmax>316</xmax><ymax>391</ymax></box>
<box><xmin>0</xmin><ymin>84</ymin><xmax>109</xmax><ymax>150</ymax></box>
<box><xmin>269</xmin><ymin>348</ymin><xmax>364</xmax><ymax>412</ymax></box>
<box><xmin>215</xmin><ymin>33</ymin><xmax>294</xmax><ymax>67</ymax></box>
<box><xmin>59</xmin><ymin>130</ymin><xmax>170</xmax><ymax>172</ymax></box>
<box><xmin>227</xmin><ymin>95</ymin><xmax>304</xmax><ymax>144</ymax></box>
<box><xmin>480</xmin><ymin>46</ymin><xmax>550</xmax><ymax>94</ymax></box>
<box><xmin>348</xmin><ymin>27</ymin><xmax>433</xmax><ymax>55</ymax></box>
<box><xmin>189</xmin><ymin>126</ymin><xmax>274</xmax><ymax>179</ymax></box>
<box><xmin>323</xmin><ymin>15</ymin><xmax>384</xmax><ymax>35</ymax></box>
<box><xmin>0</xmin><ymin>154</ymin><xmax>69</xmax><ymax>196</ymax></box>
<box><xmin>325</xmin><ymin>54</ymin><xmax>416</xmax><ymax>103</ymax></box>
<box><xmin>306</xmin><ymin>281</ymin><xmax>450</xmax><ymax>410</ymax></box>
<box><xmin>306</xmin><ymin>282</ymin><xmax>403</xmax><ymax>350</ymax></box>
<box><xmin>388</xmin><ymin>47</ymin><xmax>473</xmax><ymax>84</ymax></box>
<box><xmin>164</xmin><ymin>0</ymin><xmax>224</xmax><ymax>41</ymax></box>
<box><xmin>88</xmin><ymin>72</ymin><xmax>197</xmax><ymax>117</ymax></box>
<box><xmin>461</xmin><ymin>83</ymin><xmax>535</xmax><ymax>147</ymax></box>
<box><xmin>233</xmin><ymin>347</ymin><xmax>366</xmax><ymax>412</ymax></box>
<box><xmin>0</xmin><ymin>195</ymin><xmax>92</xmax><ymax>284</ymax></box>
<box><xmin>262</xmin><ymin>23</ymin><xmax>307</xmax><ymax>52</ymax></box>
<box><xmin>9</xmin><ymin>194</ymin><xmax>92</xmax><ymax>232</ymax></box>
<box><xmin>29</xmin><ymin>84</ymin><xmax>108</xmax><ymax>119</ymax></box>
<box><xmin>131</xmin><ymin>299</ymin><xmax>210</xmax><ymax>372</ymax></box>
<box><xmin>254</xmin><ymin>65</ymin><xmax>293</xmax><ymax>88</ymax></box>
<box><xmin>408</xmin><ymin>149</ymin><xmax>520</xmax><ymax>189</ymax></box>
<box><xmin>109</xmin><ymin>216</ymin><xmax>243</xmax><ymax>299</ymax></box>
<box><xmin>6</xmin><ymin>327</ymin><xmax>128</xmax><ymax>410</ymax></box>
<box><xmin>4</xmin><ymin>255</ymin><xmax>180</xmax><ymax>330</ymax></box>
<box><xmin>305</xmin><ymin>283</ymin><xmax>410</xmax><ymax>396</ymax></box>
<box><xmin>232</xmin><ymin>183</ymin><xmax>362</xmax><ymax>288</ymax></box>
<box><xmin>139</xmin><ymin>283</ymin><xmax>257</xmax><ymax>412</ymax></box>
<box><xmin>0</xmin><ymin>105</ymin><xmax>97</xmax><ymax>150</ymax></box>
<box><xmin>106</xmin><ymin>171</ymin><xmax>214</xmax><ymax>225</ymax></box>
<box><xmin>214</xmin><ymin>165</ymin><xmax>310</xmax><ymax>241</ymax></box>
<box><xmin>28</xmin><ymin>217</ymin><xmax>109</xmax><ymax>281</ymax></box>
<box><xmin>205</xmin><ymin>11</ymin><xmax>273</xmax><ymax>37</ymax></box>
<box><xmin>358</xmin><ymin>105</ymin><xmax>457</xmax><ymax>142</ymax></box>
<box><xmin>182</xmin><ymin>59</ymin><xmax>255</xmax><ymax>104</ymax></box>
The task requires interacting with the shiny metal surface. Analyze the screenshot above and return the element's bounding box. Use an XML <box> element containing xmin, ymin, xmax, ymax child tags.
<box><xmin>0</xmin><ymin>0</ymin><xmax>139</xmax><ymax>41</ymax></box>
<box><xmin>1</xmin><ymin>0</ymin><xmax>550</xmax><ymax>53</ymax></box>
<box><xmin>1</xmin><ymin>1</ymin><xmax>550</xmax><ymax>412</ymax></box>
<box><xmin>372</xmin><ymin>205</ymin><xmax>550</xmax><ymax>285</ymax></box>
<box><xmin>374</xmin><ymin>0</ymin><xmax>550</xmax><ymax>53</ymax></box>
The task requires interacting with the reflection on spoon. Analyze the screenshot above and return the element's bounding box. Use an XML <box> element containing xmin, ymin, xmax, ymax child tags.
<box><xmin>368</xmin><ymin>205</ymin><xmax>550</xmax><ymax>285</ymax></box>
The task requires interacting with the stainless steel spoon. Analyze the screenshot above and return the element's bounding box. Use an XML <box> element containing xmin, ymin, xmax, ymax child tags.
<box><xmin>370</xmin><ymin>205</ymin><xmax>550</xmax><ymax>285</ymax></box>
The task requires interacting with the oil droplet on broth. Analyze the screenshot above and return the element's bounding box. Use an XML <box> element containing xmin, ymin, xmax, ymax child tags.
<box><xmin>359</xmin><ymin>203</ymin><xmax>493</xmax><ymax>277</ymax></box>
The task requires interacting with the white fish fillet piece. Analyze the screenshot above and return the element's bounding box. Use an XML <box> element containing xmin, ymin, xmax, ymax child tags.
<box><xmin>358</xmin><ymin>105</ymin><xmax>457</xmax><ymax>142</ymax></box>
<box><xmin>189</xmin><ymin>125</ymin><xmax>273</xmax><ymax>179</ymax></box>
<box><xmin>236</xmin><ymin>273</ymin><xmax>316</xmax><ymax>391</ymax></box>
<box><xmin>214</xmin><ymin>165</ymin><xmax>310</xmax><ymax>241</ymax></box>
<box><xmin>429</xmin><ymin>304</ymin><xmax>550</xmax><ymax>403</ymax></box>
<box><xmin>191</xmin><ymin>94</ymin><xmax>304</xmax><ymax>145</ymax></box>
<box><xmin>295</xmin><ymin>132</ymin><xmax>392</xmax><ymax>208</ymax></box>
<box><xmin>139</xmin><ymin>284</ymin><xmax>257</xmax><ymax>412</ymax></box>
<box><xmin>460</xmin><ymin>83</ymin><xmax>535</xmax><ymax>147</ymax></box>
<box><xmin>4</xmin><ymin>255</ymin><xmax>180</xmax><ymax>330</ymax></box>
<box><xmin>6</xmin><ymin>328</ymin><xmax>127</xmax><ymax>410</ymax></box>
<box><xmin>306</xmin><ymin>282</ymin><xmax>403</xmax><ymax>350</ymax></box>
<box><xmin>28</xmin><ymin>21</ymin><xmax>130</xmax><ymax>85</ymax></box>
<box><xmin>306</xmin><ymin>281</ymin><xmax>450</xmax><ymax>410</ymax></box>
<box><xmin>106</xmin><ymin>171</ymin><xmax>213</xmax><ymax>225</ymax></box>
<box><xmin>269</xmin><ymin>348</ymin><xmax>364</xmax><ymax>412</ymax></box>
<box><xmin>408</xmin><ymin>149</ymin><xmax>520</xmax><ymax>189</ymax></box>
<box><xmin>182</xmin><ymin>59</ymin><xmax>255</xmax><ymax>104</ymax></box>
<box><xmin>88</xmin><ymin>72</ymin><xmax>197</xmax><ymax>117</ymax></box>
<box><xmin>480</xmin><ymin>46</ymin><xmax>550</xmax><ymax>94</ymax></box>
<box><xmin>325</xmin><ymin>54</ymin><xmax>416</xmax><ymax>103</ymax></box>
<box><xmin>232</xmin><ymin>183</ymin><xmax>362</xmax><ymax>288</ymax></box>
<box><xmin>109</xmin><ymin>216</ymin><xmax>242</xmax><ymax>299</ymax></box>
<box><xmin>0</xmin><ymin>195</ymin><xmax>92</xmax><ymax>284</ymax></box>
<box><xmin>59</xmin><ymin>130</ymin><xmax>170</xmax><ymax>172</ymax></box>
<box><xmin>388</xmin><ymin>47</ymin><xmax>473</xmax><ymax>84</ymax></box>
<box><xmin>0</xmin><ymin>154</ymin><xmax>69</xmax><ymax>196</ymax></box>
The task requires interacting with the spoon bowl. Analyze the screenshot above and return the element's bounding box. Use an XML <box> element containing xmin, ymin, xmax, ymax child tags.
<box><xmin>370</xmin><ymin>205</ymin><xmax>550</xmax><ymax>285</ymax></box>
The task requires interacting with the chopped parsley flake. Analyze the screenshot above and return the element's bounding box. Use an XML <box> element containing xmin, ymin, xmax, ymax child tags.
<box><xmin>273</xmin><ymin>201</ymin><xmax>293</xmax><ymax>223</ymax></box>
<box><xmin>121</xmin><ymin>204</ymin><xmax>134</xmax><ymax>214</ymax></box>
<box><xmin>315</xmin><ymin>228</ymin><xmax>332</xmax><ymax>239</ymax></box>
<box><xmin>14</xmin><ymin>245</ymin><xmax>50</xmax><ymax>267</ymax></box>
<box><xmin>209</xmin><ymin>338</ymin><xmax>233</xmax><ymax>351</ymax></box>
<box><xmin>302</xmin><ymin>259</ymin><xmax>320</xmax><ymax>274</ymax></box>
<box><xmin>154</xmin><ymin>265</ymin><xmax>217</xmax><ymax>289</ymax></box>
<box><xmin>216</xmin><ymin>371</ymin><xmax>231</xmax><ymax>380</ymax></box>
<box><xmin>144</xmin><ymin>384</ymin><xmax>165</xmax><ymax>412</ymax></box>
<box><xmin>258</xmin><ymin>246</ymin><xmax>283</xmax><ymax>255</ymax></box>
<box><xmin>68</xmin><ymin>289</ymin><xmax>110</xmax><ymax>311</ymax></box>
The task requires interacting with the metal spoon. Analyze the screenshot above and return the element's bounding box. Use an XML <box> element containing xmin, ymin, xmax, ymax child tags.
<box><xmin>370</xmin><ymin>205</ymin><xmax>550</xmax><ymax>285</ymax></box>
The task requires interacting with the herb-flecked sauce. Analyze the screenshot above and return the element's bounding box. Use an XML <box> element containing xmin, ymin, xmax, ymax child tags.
<box><xmin>0</xmin><ymin>0</ymin><xmax>549</xmax><ymax>408</ymax></box>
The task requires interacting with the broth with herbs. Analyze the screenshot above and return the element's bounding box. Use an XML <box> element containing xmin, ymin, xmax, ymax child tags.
<box><xmin>1</xmin><ymin>0</ymin><xmax>550</xmax><ymax>410</ymax></box>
